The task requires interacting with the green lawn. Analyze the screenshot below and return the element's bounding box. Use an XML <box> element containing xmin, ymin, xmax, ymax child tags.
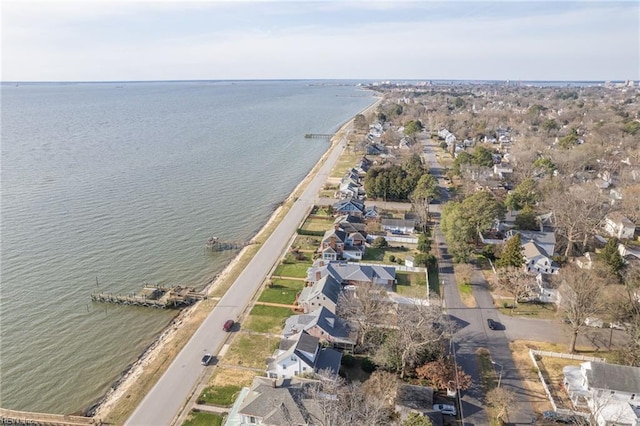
<box><xmin>244</xmin><ymin>305</ymin><xmax>292</xmax><ymax>333</ymax></box>
<box><xmin>182</xmin><ymin>411</ymin><xmax>224</xmax><ymax>426</ymax></box>
<box><xmin>428</xmin><ymin>266</ymin><xmax>440</xmax><ymax>296</ymax></box>
<box><xmin>197</xmin><ymin>385</ymin><xmax>242</xmax><ymax>407</ymax></box>
<box><xmin>362</xmin><ymin>246</ymin><xmax>412</xmax><ymax>263</ymax></box>
<box><xmin>395</xmin><ymin>271</ymin><xmax>428</xmax><ymax>297</ymax></box>
<box><xmin>292</xmin><ymin>235</ymin><xmax>321</xmax><ymax>251</ymax></box>
<box><xmin>495</xmin><ymin>299</ymin><xmax>558</xmax><ymax>320</ymax></box>
<box><xmin>273</xmin><ymin>261</ymin><xmax>312</xmax><ymax>278</ymax></box>
<box><xmin>258</xmin><ymin>279</ymin><xmax>305</xmax><ymax>304</ymax></box>
<box><xmin>300</xmin><ymin>217</ymin><xmax>333</xmax><ymax>232</ymax></box>
<box><xmin>330</xmin><ymin>152</ymin><xmax>361</xmax><ymax>178</ymax></box>
<box><xmin>224</xmin><ymin>333</ymin><xmax>280</xmax><ymax>369</ymax></box>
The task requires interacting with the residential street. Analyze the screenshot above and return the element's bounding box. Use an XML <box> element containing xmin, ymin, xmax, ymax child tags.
<box><xmin>423</xmin><ymin>139</ymin><xmax>536</xmax><ymax>425</ymax></box>
<box><xmin>126</xmin><ymin>131</ymin><xmax>351</xmax><ymax>425</ymax></box>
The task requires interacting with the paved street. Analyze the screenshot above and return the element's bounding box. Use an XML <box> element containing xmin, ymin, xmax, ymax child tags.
<box><xmin>423</xmin><ymin>139</ymin><xmax>535</xmax><ymax>425</ymax></box>
<box><xmin>126</xmin><ymin>131</ymin><xmax>351</xmax><ymax>425</ymax></box>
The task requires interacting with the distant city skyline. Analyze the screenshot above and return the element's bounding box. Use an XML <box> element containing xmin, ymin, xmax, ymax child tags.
<box><xmin>2</xmin><ymin>1</ymin><xmax>639</xmax><ymax>82</ymax></box>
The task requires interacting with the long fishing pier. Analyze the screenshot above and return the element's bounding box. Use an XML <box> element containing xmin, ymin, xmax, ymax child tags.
<box><xmin>91</xmin><ymin>284</ymin><xmax>203</xmax><ymax>309</ymax></box>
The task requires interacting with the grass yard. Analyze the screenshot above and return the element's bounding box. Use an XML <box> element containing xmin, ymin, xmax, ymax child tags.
<box><xmin>208</xmin><ymin>366</ymin><xmax>259</xmax><ymax>387</ymax></box>
<box><xmin>395</xmin><ymin>271</ymin><xmax>428</xmax><ymax>297</ymax></box>
<box><xmin>244</xmin><ymin>305</ymin><xmax>292</xmax><ymax>334</ymax></box>
<box><xmin>428</xmin><ymin>266</ymin><xmax>440</xmax><ymax>296</ymax></box>
<box><xmin>330</xmin><ymin>152</ymin><xmax>362</xmax><ymax>178</ymax></box>
<box><xmin>476</xmin><ymin>347</ymin><xmax>502</xmax><ymax>425</ymax></box>
<box><xmin>495</xmin><ymin>299</ymin><xmax>558</xmax><ymax>320</ymax></box>
<box><xmin>362</xmin><ymin>246</ymin><xmax>412</xmax><ymax>263</ymax></box>
<box><xmin>224</xmin><ymin>333</ymin><xmax>280</xmax><ymax>369</ymax></box>
<box><xmin>259</xmin><ymin>279</ymin><xmax>305</xmax><ymax>305</ymax></box>
<box><xmin>273</xmin><ymin>260</ymin><xmax>312</xmax><ymax>279</ymax></box>
<box><xmin>197</xmin><ymin>384</ymin><xmax>242</xmax><ymax>407</ymax></box>
<box><xmin>458</xmin><ymin>281</ymin><xmax>476</xmax><ymax>307</ymax></box>
<box><xmin>300</xmin><ymin>216</ymin><xmax>333</xmax><ymax>232</ymax></box>
<box><xmin>292</xmin><ymin>235</ymin><xmax>321</xmax><ymax>251</ymax></box>
<box><xmin>182</xmin><ymin>411</ymin><xmax>224</xmax><ymax>426</ymax></box>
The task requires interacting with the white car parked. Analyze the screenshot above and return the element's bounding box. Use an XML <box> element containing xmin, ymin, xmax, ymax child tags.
<box><xmin>432</xmin><ymin>403</ymin><xmax>457</xmax><ymax>416</ymax></box>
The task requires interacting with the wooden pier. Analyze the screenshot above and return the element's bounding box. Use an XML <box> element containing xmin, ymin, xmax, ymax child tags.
<box><xmin>206</xmin><ymin>236</ymin><xmax>254</xmax><ymax>251</ymax></box>
<box><xmin>304</xmin><ymin>133</ymin><xmax>334</xmax><ymax>139</ymax></box>
<box><xmin>91</xmin><ymin>284</ymin><xmax>203</xmax><ymax>309</ymax></box>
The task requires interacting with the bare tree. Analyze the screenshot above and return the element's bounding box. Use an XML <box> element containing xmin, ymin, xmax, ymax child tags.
<box><xmin>337</xmin><ymin>282</ymin><xmax>391</xmax><ymax>349</ymax></box>
<box><xmin>542</xmin><ymin>182</ymin><xmax>606</xmax><ymax>257</ymax></box>
<box><xmin>555</xmin><ymin>265</ymin><xmax>607</xmax><ymax>353</ymax></box>
<box><xmin>491</xmin><ymin>267</ymin><xmax>534</xmax><ymax>307</ymax></box>
<box><xmin>375</xmin><ymin>302</ymin><xmax>448</xmax><ymax>378</ymax></box>
<box><xmin>415</xmin><ymin>354</ymin><xmax>472</xmax><ymax>393</ymax></box>
<box><xmin>486</xmin><ymin>387</ymin><xmax>516</xmax><ymax>424</ymax></box>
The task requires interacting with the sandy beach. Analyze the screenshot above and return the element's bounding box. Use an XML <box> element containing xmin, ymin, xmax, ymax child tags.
<box><xmin>91</xmin><ymin>95</ymin><xmax>382</xmax><ymax>423</ymax></box>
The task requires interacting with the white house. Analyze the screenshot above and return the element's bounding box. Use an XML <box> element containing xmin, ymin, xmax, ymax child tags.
<box><xmin>297</xmin><ymin>275</ymin><xmax>341</xmax><ymax>314</ymax></box>
<box><xmin>523</xmin><ymin>241</ymin><xmax>559</xmax><ymax>274</ymax></box>
<box><xmin>604</xmin><ymin>212</ymin><xmax>636</xmax><ymax>240</ymax></box>
<box><xmin>266</xmin><ymin>331</ymin><xmax>342</xmax><ymax>380</ymax></box>
<box><xmin>563</xmin><ymin>361</ymin><xmax>640</xmax><ymax>426</ymax></box>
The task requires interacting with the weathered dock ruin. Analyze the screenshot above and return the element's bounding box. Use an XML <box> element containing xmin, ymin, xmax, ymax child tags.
<box><xmin>304</xmin><ymin>133</ymin><xmax>334</xmax><ymax>139</ymax></box>
<box><xmin>206</xmin><ymin>236</ymin><xmax>253</xmax><ymax>251</ymax></box>
<box><xmin>91</xmin><ymin>284</ymin><xmax>203</xmax><ymax>309</ymax></box>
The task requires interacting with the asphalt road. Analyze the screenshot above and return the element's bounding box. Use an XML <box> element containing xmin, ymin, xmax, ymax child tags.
<box><xmin>125</xmin><ymin>134</ymin><xmax>350</xmax><ymax>425</ymax></box>
<box><xmin>423</xmin><ymin>139</ymin><xmax>535</xmax><ymax>425</ymax></box>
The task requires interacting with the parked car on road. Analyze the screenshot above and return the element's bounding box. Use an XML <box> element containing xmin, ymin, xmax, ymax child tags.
<box><xmin>201</xmin><ymin>353</ymin><xmax>214</xmax><ymax>366</ymax></box>
<box><xmin>432</xmin><ymin>403</ymin><xmax>457</xmax><ymax>416</ymax></box>
<box><xmin>223</xmin><ymin>319</ymin><xmax>234</xmax><ymax>332</ymax></box>
<box><xmin>487</xmin><ymin>318</ymin><xmax>498</xmax><ymax>330</ymax></box>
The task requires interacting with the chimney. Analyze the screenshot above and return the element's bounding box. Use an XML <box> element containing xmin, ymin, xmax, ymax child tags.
<box><xmin>315</xmin><ymin>271</ymin><xmax>321</xmax><ymax>281</ymax></box>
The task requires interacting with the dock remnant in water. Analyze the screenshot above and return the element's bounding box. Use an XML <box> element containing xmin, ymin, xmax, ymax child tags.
<box><xmin>91</xmin><ymin>284</ymin><xmax>203</xmax><ymax>309</ymax></box>
<box><xmin>206</xmin><ymin>236</ymin><xmax>253</xmax><ymax>251</ymax></box>
<box><xmin>304</xmin><ymin>133</ymin><xmax>334</xmax><ymax>139</ymax></box>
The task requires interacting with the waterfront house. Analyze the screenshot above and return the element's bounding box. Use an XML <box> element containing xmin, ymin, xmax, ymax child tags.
<box><xmin>318</xmin><ymin>226</ymin><xmax>366</xmax><ymax>261</ymax></box>
<box><xmin>266</xmin><ymin>331</ymin><xmax>342</xmax><ymax>380</ymax></box>
<box><xmin>563</xmin><ymin>361</ymin><xmax>640</xmax><ymax>426</ymax></box>
<box><xmin>306</xmin><ymin>260</ymin><xmax>396</xmax><ymax>291</ymax></box>
<box><xmin>231</xmin><ymin>376</ymin><xmax>322</xmax><ymax>425</ymax></box>
<box><xmin>297</xmin><ymin>274</ymin><xmax>341</xmax><ymax>314</ymax></box>
<box><xmin>332</xmin><ymin>198</ymin><xmax>365</xmax><ymax>218</ymax></box>
<box><xmin>283</xmin><ymin>306</ymin><xmax>355</xmax><ymax>351</ymax></box>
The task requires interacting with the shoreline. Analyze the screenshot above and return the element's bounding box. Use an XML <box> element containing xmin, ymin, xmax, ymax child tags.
<box><xmin>89</xmin><ymin>95</ymin><xmax>382</xmax><ymax>422</ymax></box>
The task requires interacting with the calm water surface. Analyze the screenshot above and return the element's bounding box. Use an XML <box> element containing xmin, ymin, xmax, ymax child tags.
<box><xmin>0</xmin><ymin>80</ymin><xmax>374</xmax><ymax>413</ymax></box>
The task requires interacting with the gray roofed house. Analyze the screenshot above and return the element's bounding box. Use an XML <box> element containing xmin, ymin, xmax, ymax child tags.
<box><xmin>266</xmin><ymin>330</ymin><xmax>342</xmax><ymax>380</ymax></box>
<box><xmin>297</xmin><ymin>274</ymin><xmax>341</xmax><ymax>314</ymax></box>
<box><xmin>232</xmin><ymin>376</ymin><xmax>323</xmax><ymax>426</ymax></box>
<box><xmin>332</xmin><ymin>198</ymin><xmax>365</xmax><ymax>217</ymax></box>
<box><xmin>505</xmin><ymin>229</ymin><xmax>556</xmax><ymax>257</ymax></box>
<box><xmin>283</xmin><ymin>306</ymin><xmax>355</xmax><ymax>350</ymax></box>
<box><xmin>563</xmin><ymin>361</ymin><xmax>640</xmax><ymax>426</ymax></box>
<box><xmin>306</xmin><ymin>260</ymin><xmax>396</xmax><ymax>290</ymax></box>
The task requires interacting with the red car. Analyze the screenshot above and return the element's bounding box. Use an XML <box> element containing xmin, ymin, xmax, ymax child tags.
<box><xmin>223</xmin><ymin>319</ymin><xmax>234</xmax><ymax>332</ymax></box>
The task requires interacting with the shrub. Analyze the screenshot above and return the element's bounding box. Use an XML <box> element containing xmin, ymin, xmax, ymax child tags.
<box><xmin>372</xmin><ymin>236</ymin><xmax>389</xmax><ymax>248</ymax></box>
<box><xmin>389</xmin><ymin>255</ymin><xmax>396</xmax><ymax>263</ymax></box>
<box><xmin>361</xmin><ymin>357</ymin><xmax>377</xmax><ymax>373</ymax></box>
<box><xmin>342</xmin><ymin>354</ymin><xmax>355</xmax><ymax>367</ymax></box>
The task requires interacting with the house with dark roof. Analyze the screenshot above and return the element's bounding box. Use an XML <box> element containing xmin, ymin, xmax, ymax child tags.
<box><xmin>297</xmin><ymin>275</ymin><xmax>341</xmax><ymax>314</ymax></box>
<box><xmin>232</xmin><ymin>376</ymin><xmax>323</xmax><ymax>425</ymax></box>
<box><xmin>563</xmin><ymin>361</ymin><xmax>640</xmax><ymax>426</ymax></box>
<box><xmin>266</xmin><ymin>331</ymin><xmax>342</xmax><ymax>380</ymax></box>
<box><xmin>318</xmin><ymin>224</ymin><xmax>366</xmax><ymax>261</ymax></box>
<box><xmin>283</xmin><ymin>306</ymin><xmax>355</xmax><ymax>351</ymax></box>
<box><xmin>332</xmin><ymin>198</ymin><xmax>365</xmax><ymax>217</ymax></box>
<box><xmin>306</xmin><ymin>260</ymin><xmax>396</xmax><ymax>290</ymax></box>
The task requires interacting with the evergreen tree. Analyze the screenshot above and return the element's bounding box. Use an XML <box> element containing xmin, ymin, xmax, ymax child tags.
<box><xmin>496</xmin><ymin>233</ymin><xmax>524</xmax><ymax>268</ymax></box>
<box><xmin>598</xmin><ymin>237</ymin><xmax>626</xmax><ymax>279</ymax></box>
<box><xmin>417</xmin><ymin>233</ymin><xmax>432</xmax><ymax>253</ymax></box>
<box><xmin>514</xmin><ymin>205</ymin><xmax>539</xmax><ymax>231</ymax></box>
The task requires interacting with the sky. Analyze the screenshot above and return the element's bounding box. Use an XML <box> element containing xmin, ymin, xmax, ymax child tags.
<box><xmin>2</xmin><ymin>0</ymin><xmax>639</xmax><ymax>82</ymax></box>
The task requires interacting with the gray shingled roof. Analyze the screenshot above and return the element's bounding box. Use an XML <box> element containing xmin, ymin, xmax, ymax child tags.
<box><xmin>283</xmin><ymin>307</ymin><xmax>353</xmax><ymax>344</ymax></box>
<box><xmin>585</xmin><ymin>361</ymin><xmax>640</xmax><ymax>394</ymax></box>
<box><xmin>238</xmin><ymin>377</ymin><xmax>320</xmax><ymax>425</ymax></box>
<box><xmin>299</xmin><ymin>275</ymin><xmax>341</xmax><ymax>305</ymax></box>
<box><xmin>314</xmin><ymin>348</ymin><xmax>342</xmax><ymax>375</ymax></box>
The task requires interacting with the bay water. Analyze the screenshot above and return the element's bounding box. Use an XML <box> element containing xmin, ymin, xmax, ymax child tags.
<box><xmin>0</xmin><ymin>80</ymin><xmax>374</xmax><ymax>413</ymax></box>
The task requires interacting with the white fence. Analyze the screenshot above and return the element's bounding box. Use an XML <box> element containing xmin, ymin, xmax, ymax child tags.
<box><xmin>530</xmin><ymin>350</ymin><xmax>606</xmax><ymax>363</ymax></box>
